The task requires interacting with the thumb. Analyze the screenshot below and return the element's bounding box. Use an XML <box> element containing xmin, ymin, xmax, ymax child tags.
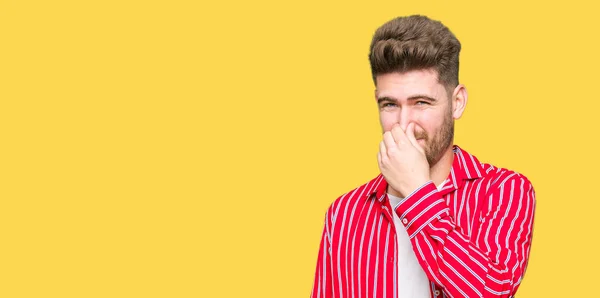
<box><xmin>406</xmin><ymin>123</ymin><xmax>425</xmax><ymax>154</ymax></box>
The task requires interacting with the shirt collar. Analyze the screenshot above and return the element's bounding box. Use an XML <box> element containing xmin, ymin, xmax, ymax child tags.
<box><xmin>369</xmin><ymin>145</ymin><xmax>485</xmax><ymax>202</ymax></box>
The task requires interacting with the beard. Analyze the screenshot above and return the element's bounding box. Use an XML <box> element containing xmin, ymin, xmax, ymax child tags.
<box><xmin>415</xmin><ymin>109</ymin><xmax>454</xmax><ymax>166</ymax></box>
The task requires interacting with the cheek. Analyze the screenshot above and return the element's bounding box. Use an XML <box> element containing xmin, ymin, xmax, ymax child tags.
<box><xmin>415</xmin><ymin>113</ymin><xmax>442</xmax><ymax>134</ymax></box>
<box><xmin>409</xmin><ymin>113</ymin><xmax>427</xmax><ymax>133</ymax></box>
<box><xmin>379</xmin><ymin>114</ymin><xmax>396</xmax><ymax>132</ymax></box>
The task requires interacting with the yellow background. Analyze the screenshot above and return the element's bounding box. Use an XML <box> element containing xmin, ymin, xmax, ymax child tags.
<box><xmin>1</xmin><ymin>0</ymin><xmax>598</xmax><ymax>297</ymax></box>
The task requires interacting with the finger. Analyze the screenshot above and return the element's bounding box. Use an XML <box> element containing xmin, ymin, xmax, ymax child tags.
<box><xmin>383</xmin><ymin>131</ymin><xmax>396</xmax><ymax>153</ymax></box>
<box><xmin>391</xmin><ymin>124</ymin><xmax>407</xmax><ymax>146</ymax></box>
<box><xmin>379</xmin><ymin>140</ymin><xmax>387</xmax><ymax>157</ymax></box>
<box><xmin>406</xmin><ymin>122</ymin><xmax>425</xmax><ymax>153</ymax></box>
<box><xmin>379</xmin><ymin>141</ymin><xmax>389</xmax><ymax>169</ymax></box>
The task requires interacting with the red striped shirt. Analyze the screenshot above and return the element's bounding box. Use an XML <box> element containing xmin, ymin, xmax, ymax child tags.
<box><xmin>311</xmin><ymin>145</ymin><xmax>536</xmax><ymax>298</ymax></box>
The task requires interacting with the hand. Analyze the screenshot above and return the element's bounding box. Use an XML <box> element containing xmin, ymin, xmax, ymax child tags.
<box><xmin>377</xmin><ymin>122</ymin><xmax>431</xmax><ymax>197</ymax></box>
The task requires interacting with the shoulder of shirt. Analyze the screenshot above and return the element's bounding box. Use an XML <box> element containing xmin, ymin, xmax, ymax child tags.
<box><xmin>325</xmin><ymin>174</ymin><xmax>383</xmax><ymax>222</ymax></box>
<box><xmin>478</xmin><ymin>161</ymin><xmax>535</xmax><ymax>193</ymax></box>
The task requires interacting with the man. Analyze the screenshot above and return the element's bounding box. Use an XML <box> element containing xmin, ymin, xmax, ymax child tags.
<box><xmin>310</xmin><ymin>15</ymin><xmax>536</xmax><ymax>298</ymax></box>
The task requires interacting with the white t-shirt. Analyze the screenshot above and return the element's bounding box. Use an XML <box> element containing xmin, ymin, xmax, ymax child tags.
<box><xmin>387</xmin><ymin>182</ymin><xmax>444</xmax><ymax>298</ymax></box>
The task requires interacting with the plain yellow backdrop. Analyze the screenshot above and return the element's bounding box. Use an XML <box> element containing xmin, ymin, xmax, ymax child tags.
<box><xmin>1</xmin><ymin>0</ymin><xmax>598</xmax><ymax>297</ymax></box>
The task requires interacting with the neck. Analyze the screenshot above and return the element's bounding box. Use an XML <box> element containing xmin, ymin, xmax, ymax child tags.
<box><xmin>429</xmin><ymin>145</ymin><xmax>455</xmax><ymax>187</ymax></box>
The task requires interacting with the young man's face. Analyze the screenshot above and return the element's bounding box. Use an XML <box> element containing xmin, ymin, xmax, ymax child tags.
<box><xmin>375</xmin><ymin>69</ymin><xmax>455</xmax><ymax>166</ymax></box>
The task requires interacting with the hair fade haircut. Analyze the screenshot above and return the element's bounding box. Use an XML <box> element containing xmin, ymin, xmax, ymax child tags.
<box><xmin>369</xmin><ymin>15</ymin><xmax>461</xmax><ymax>92</ymax></box>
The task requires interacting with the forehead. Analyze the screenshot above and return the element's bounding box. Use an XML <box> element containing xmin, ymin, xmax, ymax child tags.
<box><xmin>375</xmin><ymin>69</ymin><xmax>447</xmax><ymax>100</ymax></box>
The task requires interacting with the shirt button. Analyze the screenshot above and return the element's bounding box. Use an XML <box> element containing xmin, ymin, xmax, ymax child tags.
<box><xmin>402</xmin><ymin>218</ymin><xmax>408</xmax><ymax>225</ymax></box>
<box><xmin>434</xmin><ymin>290</ymin><xmax>440</xmax><ymax>296</ymax></box>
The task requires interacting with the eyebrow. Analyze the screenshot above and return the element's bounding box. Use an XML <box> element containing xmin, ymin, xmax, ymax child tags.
<box><xmin>376</xmin><ymin>94</ymin><xmax>438</xmax><ymax>104</ymax></box>
<box><xmin>407</xmin><ymin>94</ymin><xmax>438</xmax><ymax>102</ymax></box>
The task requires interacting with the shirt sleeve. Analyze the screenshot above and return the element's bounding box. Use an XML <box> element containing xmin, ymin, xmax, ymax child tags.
<box><xmin>311</xmin><ymin>209</ymin><xmax>333</xmax><ymax>298</ymax></box>
<box><xmin>394</xmin><ymin>176</ymin><xmax>536</xmax><ymax>298</ymax></box>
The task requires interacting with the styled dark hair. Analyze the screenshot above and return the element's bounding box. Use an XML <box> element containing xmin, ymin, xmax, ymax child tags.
<box><xmin>369</xmin><ymin>15</ymin><xmax>461</xmax><ymax>92</ymax></box>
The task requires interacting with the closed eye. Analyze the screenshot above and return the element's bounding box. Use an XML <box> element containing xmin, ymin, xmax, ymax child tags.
<box><xmin>379</xmin><ymin>102</ymin><xmax>398</xmax><ymax>111</ymax></box>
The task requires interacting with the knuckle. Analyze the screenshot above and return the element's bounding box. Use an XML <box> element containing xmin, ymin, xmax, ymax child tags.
<box><xmin>387</xmin><ymin>147</ymin><xmax>399</xmax><ymax>156</ymax></box>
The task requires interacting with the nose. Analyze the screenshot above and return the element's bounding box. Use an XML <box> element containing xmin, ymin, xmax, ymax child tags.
<box><xmin>397</xmin><ymin>107</ymin><xmax>413</xmax><ymax>131</ymax></box>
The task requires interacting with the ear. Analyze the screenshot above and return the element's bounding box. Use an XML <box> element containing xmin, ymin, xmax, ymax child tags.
<box><xmin>451</xmin><ymin>84</ymin><xmax>468</xmax><ymax>119</ymax></box>
<box><xmin>374</xmin><ymin>89</ymin><xmax>378</xmax><ymax>103</ymax></box>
